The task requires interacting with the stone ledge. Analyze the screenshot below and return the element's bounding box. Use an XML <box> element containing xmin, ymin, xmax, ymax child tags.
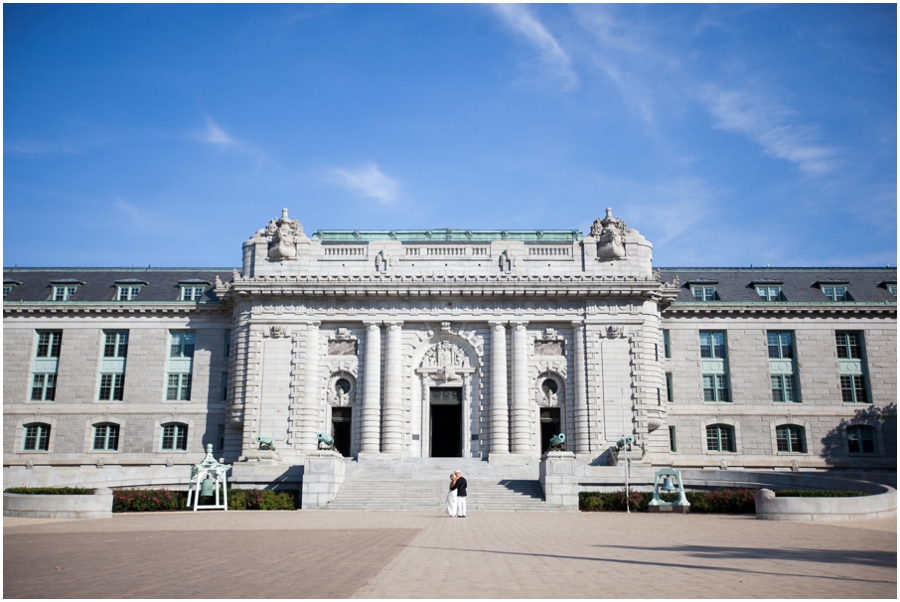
<box><xmin>3</xmin><ymin>489</ymin><xmax>113</xmax><ymax>519</ymax></box>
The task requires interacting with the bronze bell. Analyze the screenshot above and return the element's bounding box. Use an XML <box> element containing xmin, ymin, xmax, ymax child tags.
<box><xmin>200</xmin><ymin>477</ymin><xmax>215</xmax><ymax>497</ymax></box>
<box><xmin>660</xmin><ymin>476</ymin><xmax>677</xmax><ymax>492</ymax></box>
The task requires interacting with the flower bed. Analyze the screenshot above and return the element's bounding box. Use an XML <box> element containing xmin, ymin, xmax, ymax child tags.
<box><xmin>112</xmin><ymin>488</ymin><xmax>297</xmax><ymax>512</ymax></box>
<box><xmin>579</xmin><ymin>488</ymin><xmax>757</xmax><ymax>513</ymax></box>
<box><xmin>774</xmin><ymin>489</ymin><xmax>869</xmax><ymax>498</ymax></box>
<box><xmin>5</xmin><ymin>487</ymin><xmax>93</xmax><ymax>495</ymax></box>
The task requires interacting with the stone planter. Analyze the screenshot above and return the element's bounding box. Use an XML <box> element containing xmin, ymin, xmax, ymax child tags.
<box><xmin>301</xmin><ymin>451</ymin><xmax>345</xmax><ymax>509</ymax></box>
<box><xmin>755</xmin><ymin>486</ymin><xmax>897</xmax><ymax>522</ymax></box>
<box><xmin>3</xmin><ymin>488</ymin><xmax>113</xmax><ymax>519</ymax></box>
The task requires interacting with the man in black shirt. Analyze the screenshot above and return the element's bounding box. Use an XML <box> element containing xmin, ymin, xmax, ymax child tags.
<box><xmin>452</xmin><ymin>470</ymin><xmax>467</xmax><ymax>517</ymax></box>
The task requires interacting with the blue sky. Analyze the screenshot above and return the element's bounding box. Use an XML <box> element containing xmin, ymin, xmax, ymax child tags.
<box><xmin>3</xmin><ymin>3</ymin><xmax>896</xmax><ymax>268</ymax></box>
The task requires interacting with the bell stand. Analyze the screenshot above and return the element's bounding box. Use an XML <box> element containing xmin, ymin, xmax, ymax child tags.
<box><xmin>186</xmin><ymin>444</ymin><xmax>232</xmax><ymax>511</ymax></box>
<box><xmin>648</xmin><ymin>467</ymin><xmax>691</xmax><ymax>512</ymax></box>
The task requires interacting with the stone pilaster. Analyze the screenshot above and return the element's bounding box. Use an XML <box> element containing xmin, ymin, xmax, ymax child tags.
<box><xmin>298</xmin><ymin>322</ymin><xmax>320</xmax><ymax>453</ymax></box>
<box><xmin>511</xmin><ymin>321</ymin><xmax>530</xmax><ymax>454</ymax></box>
<box><xmin>572</xmin><ymin>321</ymin><xmax>589</xmax><ymax>453</ymax></box>
<box><xmin>489</xmin><ymin>321</ymin><xmax>509</xmax><ymax>456</ymax></box>
<box><xmin>360</xmin><ymin>322</ymin><xmax>382</xmax><ymax>454</ymax></box>
<box><xmin>382</xmin><ymin>321</ymin><xmax>403</xmax><ymax>453</ymax></box>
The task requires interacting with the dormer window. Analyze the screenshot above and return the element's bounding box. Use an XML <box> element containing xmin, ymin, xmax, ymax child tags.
<box><xmin>118</xmin><ymin>285</ymin><xmax>142</xmax><ymax>300</ymax></box>
<box><xmin>691</xmin><ymin>286</ymin><xmax>718</xmax><ymax>302</ymax></box>
<box><xmin>821</xmin><ymin>285</ymin><xmax>849</xmax><ymax>301</ymax></box>
<box><xmin>178</xmin><ymin>280</ymin><xmax>210</xmax><ymax>301</ymax></box>
<box><xmin>52</xmin><ymin>284</ymin><xmax>79</xmax><ymax>300</ymax></box>
<box><xmin>756</xmin><ymin>286</ymin><xmax>784</xmax><ymax>301</ymax></box>
<box><xmin>3</xmin><ymin>279</ymin><xmax>20</xmax><ymax>297</ymax></box>
<box><xmin>889</xmin><ymin>285</ymin><xmax>897</xmax><ymax>297</ymax></box>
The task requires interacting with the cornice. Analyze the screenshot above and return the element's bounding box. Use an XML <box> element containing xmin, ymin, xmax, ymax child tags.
<box><xmin>3</xmin><ymin>301</ymin><xmax>229</xmax><ymax>316</ymax></box>
<box><xmin>224</xmin><ymin>273</ymin><xmax>680</xmax><ymax>301</ymax></box>
<box><xmin>663</xmin><ymin>301</ymin><xmax>897</xmax><ymax>317</ymax></box>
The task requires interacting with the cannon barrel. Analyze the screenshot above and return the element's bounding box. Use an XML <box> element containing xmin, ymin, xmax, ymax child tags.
<box><xmin>550</xmin><ymin>433</ymin><xmax>566</xmax><ymax>446</ymax></box>
<box><xmin>317</xmin><ymin>433</ymin><xmax>335</xmax><ymax>445</ymax></box>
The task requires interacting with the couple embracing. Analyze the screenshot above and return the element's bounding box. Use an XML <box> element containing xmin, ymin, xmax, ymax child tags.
<box><xmin>445</xmin><ymin>470</ymin><xmax>467</xmax><ymax>518</ymax></box>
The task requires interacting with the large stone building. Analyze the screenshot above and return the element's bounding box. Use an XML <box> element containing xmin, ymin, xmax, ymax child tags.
<box><xmin>3</xmin><ymin>209</ymin><xmax>896</xmax><ymax>495</ymax></box>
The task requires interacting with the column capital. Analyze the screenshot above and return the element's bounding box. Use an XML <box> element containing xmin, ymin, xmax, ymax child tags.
<box><xmin>510</xmin><ymin>321</ymin><xmax>528</xmax><ymax>331</ymax></box>
<box><xmin>385</xmin><ymin>321</ymin><xmax>404</xmax><ymax>330</ymax></box>
<box><xmin>570</xmin><ymin>320</ymin><xmax>585</xmax><ymax>330</ymax></box>
<box><xmin>362</xmin><ymin>321</ymin><xmax>382</xmax><ymax>329</ymax></box>
<box><xmin>488</xmin><ymin>320</ymin><xmax>508</xmax><ymax>329</ymax></box>
<box><xmin>305</xmin><ymin>320</ymin><xmax>321</xmax><ymax>328</ymax></box>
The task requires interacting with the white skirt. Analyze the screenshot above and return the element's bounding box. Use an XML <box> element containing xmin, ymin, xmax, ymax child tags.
<box><xmin>446</xmin><ymin>489</ymin><xmax>458</xmax><ymax>515</ymax></box>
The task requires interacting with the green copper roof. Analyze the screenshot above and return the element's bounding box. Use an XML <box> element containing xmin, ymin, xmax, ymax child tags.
<box><xmin>310</xmin><ymin>229</ymin><xmax>584</xmax><ymax>243</ymax></box>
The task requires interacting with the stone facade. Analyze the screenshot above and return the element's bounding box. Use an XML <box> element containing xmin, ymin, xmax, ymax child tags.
<box><xmin>3</xmin><ymin>210</ymin><xmax>896</xmax><ymax>489</ymax></box>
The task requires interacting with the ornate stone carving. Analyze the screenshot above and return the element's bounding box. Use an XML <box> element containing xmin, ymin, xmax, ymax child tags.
<box><xmin>591</xmin><ymin>208</ymin><xmax>627</xmax><ymax>260</ymax></box>
<box><xmin>534</xmin><ymin>374</ymin><xmax>563</xmax><ymax>407</ymax></box>
<box><xmin>265</xmin><ymin>208</ymin><xmax>304</xmax><ymax>261</ymax></box>
<box><xmin>335</xmin><ymin>328</ymin><xmax>352</xmax><ymax>340</ymax></box>
<box><xmin>498</xmin><ymin>250</ymin><xmax>513</xmax><ymax>273</ymax></box>
<box><xmin>542</xmin><ymin>328</ymin><xmax>558</xmax><ymax>340</ymax></box>
<box><xmin>421</xmin><ymin>340</ymin><xmax>470</xmax><ymax>383</ymax></box>
<box><xmin>328</xmin><ymin>339</ymin><xmax>358</xmax><ymax>356</ymax></box>
<box><xmin>535</xmin><ymin>340</ymin><xmax>565</xmax><ymax>356</ymax></box>
<box><xmin>374</xmin><ymin>250</ymin><xmax>390</xmax><ymax>273</ymax></box>
<box><xmin>603</xmin><ymin>325</ymin><xmax>626</xmax><ymax>339</ymax></box>
<box><xmin>267</xmin><ymin>325</ymin><xmax>287</xmax><ymax>338</ymax></box>
<box><xmin>326</xmin><ymin>373</ymin><xmax>354</xmax><ymax>406</ymax></box>
<box><xmin>440</xmin><ymin>321</ymin><xmax>452</xmax><ymax>334</ymax></box>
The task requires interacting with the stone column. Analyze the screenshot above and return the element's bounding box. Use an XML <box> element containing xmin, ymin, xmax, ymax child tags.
<box><xmin>572</xmin><ymin>321</ymin><xmax>589</xmax><ymax>453</ymax></box>
<box><xmin>382</xmin><ymin>321</ymin><xmax>403</xmax><ymax>453</ymax></box>
<box><xmin>489</xmin><ymin>322</ymin><xmax>509</xmax><ymax>456</ymax></box>
<box><xmin>299</xmin><ymin>321</ymin><xmax>321</xmax><ymax>452</ymax></box>
<box><xmin>510</xmin><ymin>321</ymin><xmax>531</xmax><ymax>454</ymax></box>
<box><xmin>360</xmin><ymin>322</ymin><xmax>382</xmax><ymax>454</ymax></box>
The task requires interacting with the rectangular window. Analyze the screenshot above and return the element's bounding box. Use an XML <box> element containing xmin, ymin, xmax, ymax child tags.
<box><xmin>669</xmin><ymin>426</ymin><xmax>676</xmax><ymax>452</ymax></box>
<box><xmin>30</xmin><ymin>374</ymin><xmax>57</xmax><ymax>401</ymax></box>
<box><xmin>92</xmin><ymin>424</ymin><xmax>120</xmax><ymax>451</ymax></box>
<box><xmin>706</xmin><ymin>424</ymin><xmax>735</xmax><ymax>452</ymax></box>
<box><xmin>23</xmin><ymin>424</ymin><xmax>51</xmax><ymax>451</ymax></box>
<box><xmin>888</xmin><ymin>284</ymin><xmax>897</xmax><ymax>297</ymax></box>
<box><xmin>170</xmin><ymin>331</ymin><xmax>195</xmax><ymax>358</ymax></box>
<box><xmin>840</xmin><ymin>375</ymin><xmax>868</xmax><ymax>403</ymax></box>
<box><xmin>53</xmin><ymin>285</ymin><xmax>78</xmax><ymax>301</ymax></box>
<box><xmin>662</xmin><ymin>330</ymin><xmax>671</xmax><ymax>358</ymax></box>
<box><xmin>117</xmin><ymin>285</ymin><xmax>142</xmax><ymax>301</ymax></box>
<box><xmin>665</xmin><ymin>372</ymin><xmax>674</xmax><ymax>403</ymax></box>
<box><xmin>767</xmin><ymin>332</ymin><xmax>793</xmax><ymax>359</ymax></box>
<box><xmin>36</xmin><ymin>331</ymin><xmax>62</xmax><ymax>358</ymax></box>
<box><xmin>699</xmin><ymin>332</ymin><xmax>726</xmax><ymax>359</ymax></box>
<box><xmin>224</xmin><ymin>330</ymin><xmax>232</xmax><ymax>358</ymax></box>
<box><xmin>3</xmin><ymin>284</ymin><xmax>13</xmax><ymax>297</ymax></box>
<box><xmin>216</xmin><ymin>424</ymin><xmax>225</xmax><ymax>451</ymax></box>
<box><xmin>98</xmin><ymin>374</ymin><xmax>125</xmax><ymax>401</ymax></box>
<box><xmin>835</xmin><ymin>332</ymin><xmax>862</xmax><ymax>359</ymax></box>
<box><xmin>691</xmin><ymin>286</ymin><xmax>717</xmax><ymax>301</ymax></box>
<box><xmin>161</xmin><ymin>424</ymin><xmax>188</xmax><ymax>450</ymax></box>
<box><xmin>221</xmin><ymin>372</ymin><xmax>229</xmax><ymax>402</ymax></box>
<box><xmin>103</xmin><ymin>331</ymin><xmax>129</xmax><ymax>358</ymax></box>
<box><xmin>756</xmin><ymin>286</ymin><xmax>783</xmax><ymax>301</ymax></box>
<box><xmin>821</xmin><ymin>285</ymin><xmax>848</xmax><ymax>301</ymax></box>
<box><xmin>180</xmin><ymin>286</ymin><xmax>205</xmax><ymax>301</ymax></box>
<box><xmin>166</xmin><ymin>373</ymin><xmax>192</xmax><ymax>401</ymax></box>
<box><xmin>703</xmin><ymin>374</ymin><xmax>729</xmax><ymax>402</ymax></box>
<box><xmin>847</xmin><ymin>426</ymin><xmax>876</xmax><ymax>454</ymax></box>
<box><xmin>771</xmin><ymin>375</ymin><xmax>796</xmax><ymax>402</ymax></box>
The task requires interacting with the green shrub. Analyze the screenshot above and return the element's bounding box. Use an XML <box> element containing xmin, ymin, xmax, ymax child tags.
<box><xmin>228</xmin><ymin>488</ymin><xmax>297</xmax><ymax>510</ymax></box>
<box><xmin>774</xmin><ymin>489</ymin><xmax>868</xmax><ymax>498</ymax></box>
<box><xmin>4</xmin><ymin>487</ymin><xmax>93</xmax><ymax>495</ymax></box>
<box><xmin>113</xmin><ymin>489</ymin><xmax>188</xmax><ymax>512</ymax></box>
<box><xmin>580</xmin><ymin>488</ymin><xmax>756</xmax><ymax>514</ymax></box>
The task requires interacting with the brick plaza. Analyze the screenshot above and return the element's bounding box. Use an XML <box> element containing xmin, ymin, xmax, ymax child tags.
<box><xmin>4</xmin><ymin>511</ymin><xmax>896</xmax><ymax>599</ymax></box>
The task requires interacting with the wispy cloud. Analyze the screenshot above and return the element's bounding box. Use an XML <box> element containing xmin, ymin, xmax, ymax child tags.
<box><xmin>328</xmin><ymin>163</ymin><xmax>400</xmax><ymax>204</ymax></box>
<box><xmin>197</xmin><ymin>116</ymin><xmax>237</xmax><ymax>147</ymax></box>
<box><xmin>113</xmin><ymin>198</ymin><xmax>185</xmax><ymax>234</ymax></box>
<box><xmin>701</xmin><ymin>86</ymin><xmax>838</xmax><ymax>175</ymax></box>
<box><xmin>490</xmin><ymin>4</ymin><xmax>577</xmax><ymax>91</ymax></box>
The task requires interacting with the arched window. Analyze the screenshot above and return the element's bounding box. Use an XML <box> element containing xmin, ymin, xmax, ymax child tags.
<box><xmin>706</xmin><ymin>424</ymin><xmax>735</xmax><ymax>452</ymax></box>
<box><xmin>161</xmin><ymin>423</ymin><xmax>188</xmax><ymax>451</ymax></box>
<box><xmin>23</xmin><ymin>423</ymin><xmax>51</xmax><ymax>451</ymax></box>
<box><xmin>847</xmin><ymin>425</ymin><xmax>876</xmax><ymax>454</ymax></box>
<box><xmin>776</xmin><ymin>425</ymin><xmax>805</xmax><ymax>453</ymax></box>
<box><xmin>541</xmin><ymin>378</ymin><xmax>558</xmax><ymax>396</ymax></box>
<box><xmin>93</xmin><ymin>423</ymin><xmax>120</xmax><ymax>451</ymax></box>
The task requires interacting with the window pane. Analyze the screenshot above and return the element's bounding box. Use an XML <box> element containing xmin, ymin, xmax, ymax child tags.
<box><xmin>167</xmin><ymin>375</ymin><xmax>179</xmax><ymax>400</ymax></box>
<box><xmin>720</xmin><ymin>427</ymin><xmax>733</xmax><ymax>452</ymax></box>
<box><xmin>776</xmin><ymin>427</ymin><xmax>789</xmax><ymax>452</ymax></box>
<box><xmin>162</xmin><ymin>425</ymin><xmax>174</xmax><ymax>449</ymax></box>
<box><xmin>706</xmin><ymin>426</ymin><xmax>718</xmax><ymax>451</ymax></box>
<box><xmin>700</xmin><ymin>332</ymin><xmax>711</xmax><ymax>358</ymax></box>
<box><xmin>31</xmin><ymin>374</ymin><xmax>45</xmax><ymax>400</ymax></box>
<box><xmin>772</xmin><ymin>376</ymin><xmax>784</xmax><ymax>402</ymax></box>
<box><xmin>100</xmin><ymin>374</ymin><xmax>112</xmax><ymax>400</ymax></box>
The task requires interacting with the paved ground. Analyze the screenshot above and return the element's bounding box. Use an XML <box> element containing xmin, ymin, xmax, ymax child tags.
<box><xmin>4</xmin><ymin>511</ymin><xmax>896</xmax><ymax>598</ymax></box>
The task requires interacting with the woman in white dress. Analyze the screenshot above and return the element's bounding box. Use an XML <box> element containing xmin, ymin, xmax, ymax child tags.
<box><xmin>446</xmin><ymin>473</ymin><xmax>458</xmax><ymax>517</ymax></box>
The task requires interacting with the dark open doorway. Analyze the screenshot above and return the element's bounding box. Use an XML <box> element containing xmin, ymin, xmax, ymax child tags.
<box><xmin>430</xmin><ymin>387</ymin><xmax>462</xmax><ymax>458</ymax></box>
<box><xmin>540</xmin><ymin>407</ymin><xmax>561</xmax><ymax>453</ymax></box>
<box><xmin>331</xmin><ymin>407</ymin><xmax>352</xmax><ymax>457</ymax></box>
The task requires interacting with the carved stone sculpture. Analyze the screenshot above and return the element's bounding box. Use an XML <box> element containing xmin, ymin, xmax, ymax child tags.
<box><xmin>265</xmin><ymin>208</ymin><xmax>304</xmax><ymax>261</ymax></box>
<box><xmin>591</xmin><ymin>208</ymin><xmax>627</xmax><ymax>261</ymax></box>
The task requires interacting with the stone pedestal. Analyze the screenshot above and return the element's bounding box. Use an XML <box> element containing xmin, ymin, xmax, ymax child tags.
<box><xmin>539</xmin><ymin>451</ymin><xmax>578</xmax><ymax>510</ymax></box>
<box><xmin>301</xmin><ymin>451</ymin><xmax>345</xmax><ymax>509</ymax></box>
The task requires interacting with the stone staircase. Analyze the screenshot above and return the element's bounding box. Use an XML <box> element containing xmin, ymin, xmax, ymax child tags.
<box><xmin>320</xmin><ymin>457</ymin><xmax>571</xmax><ymax>512</ymax></box>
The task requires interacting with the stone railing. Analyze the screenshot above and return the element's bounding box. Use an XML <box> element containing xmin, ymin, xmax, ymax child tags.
<box><xmin>527</xmin><ymin>246</ymin><xmax>571</xmax><ymax>257</ymax></box>
<box><xmin>322</xmin><ymin>246</ymin><xmax>367</xmax><ymax>258</ymax></box>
